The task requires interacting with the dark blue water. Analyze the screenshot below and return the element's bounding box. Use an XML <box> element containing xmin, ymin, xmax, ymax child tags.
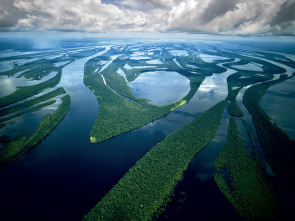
<box><xmin>0</xmin><ymin>45</ymin><xmax>209</xmax><ymax>220</ymax></box>
<box><xmin>0</xmin><ymin>51</ymin><xmax>237</xmax><ymax>221</ymax></box>
<box><xmin>2</xmin><ymin>38</ymin><xmax>293</xmax><ymax>221</ymax></box>
<box><xmin>260</xmin><ymin>77</ymin><xmax>295</xmax><ymax>141</ymax></box>
<box><xmin>223</xmin><ymin>39</ymin><xmax>295</xmax><ymax>55</ymax></box>
<box><xmin>159</xmin><ymin>108</ymin><xmax>242</xmax><ymax>221</ymax></box>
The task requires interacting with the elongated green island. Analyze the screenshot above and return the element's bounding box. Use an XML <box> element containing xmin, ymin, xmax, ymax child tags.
<box><xmin>0</xmin><ymin>87</ymin><xmax>66</xmax><ymax>117</ymax></box>
<box><xmin>0</xmin><ymin>95</ymin><xmax>71</xmax><ymax>170</ymax></box>
<box><xmin>0</xmin><ymin>99</ymin><xmax>56</xmax><ymax>124</ymax></box>
<box><xmin>84</xmin><ymin>100</ymin><xmax>227</xmax><ymax>220</ymax></box>
<box><xmin>243</xmin><ymin>74</ymin><xmax>295</xmax><ymax>197</ymax></box>
<box><xmin>214</xmin><ymin>117</ymin><xmax>281</xmax><ymax>220</ymax></box>
<box><xmin>83</xmin><ymin>49</ymin><xmax>231</xmax><ymax>143</ymax></box>
<box><xmin>84</xmin><ymin>55</ymin><xmax>205</xmax><ymax>143</ymax></box>
<box><xmin>0</xmin><ymin>71</ymin><xmax>62</xmax><ymax>108</ymax></box>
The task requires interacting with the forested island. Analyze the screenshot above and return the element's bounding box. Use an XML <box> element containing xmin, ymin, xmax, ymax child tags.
<box><xmin>0</xmin><ymin>39</ymin><xmax>295</xmax><ymax>221</ymax></box>
<box><xmin>0</xmin><ymin>94</ymin><xmax>70</xmax><ymax>170</ymax></box>
<box><xmin>84</xmin><ymin>100</ymin><xmax>227</xmax><ymax>220</ymax></box>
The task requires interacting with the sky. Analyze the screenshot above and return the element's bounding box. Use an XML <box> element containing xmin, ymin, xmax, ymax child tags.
<box><xmin>0</xmin><ymin>0</ymin><xmax>295</xmax><ymax>36</ymax></box>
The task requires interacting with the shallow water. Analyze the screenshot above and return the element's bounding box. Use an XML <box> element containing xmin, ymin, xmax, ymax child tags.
<box><xmin>146</xmin><ymin>59</ymin><xmax>163</xmax><ymax>64</ymax></box>
<box><xmin>236</xmin><ymin>87</ymin><xmax>275</xmax><ymax>176</ymax></box>
<box><xmin>0</xmin><ymin>57</ymin><xmax>43</xmax><ymax>72</ymax></box>
<box><xmin>173</xmin><ymin>58</ymin><xmax>184</xmax><ymax>68</ymax></box>
<box><xmin>130</xmin><ymin>71</ymin><xmax>190</xmax><ymax>106</ymax></box>
<box><xmin>184</xmin><ymin>69</ymin><xmax>235</xmax><ymax>113</ymax></box>
<box><xmin>260</xmin><ymin>77</ymin><xmax>295</xmax><ymax>140</ymax></box>
<box><xmin>0</xmin><ymin>71</ymin><xmax>58</xmax><ymax>97</ymax></box>
<box><xmin>232</xmin><ymin>62</ymin><xmax>263</xmax><ymax>72</ymax></box>
<box><xmin>159</xmin><ymin>108</ymin><xmax>242</xmax><ymax>221</ymax></box>
<box><xmin>130</xmin><ymin>56</ymin><xmax>150</xmax><ymax>60</ymax></box>
<box><xmin>117</xmin><ymin>68</ymin><xmax>128</xmax><ymax>82</ymax></box>
<box><xmin>169</xmin><ymin>50</ymin><xmax>188</xmax><ymax>56</ymax></box>
<box><xmin>123</xmin><ymin>63</ymin><xmax>156</xmax><ymax>70</ymax></box>
<box><xmin>199</xmin><ymin>53</ymin><xmax>229</xmax><ymax>63</ymax></box>
<box><xmin>0</xmin><ymin>43</ymin><xmax>238</xmax><ymax>221</ymax></box>
<box><xmin>0</xmin><ymin>39</ymin><xmax>294</xmax><ymax>221</ymax></box>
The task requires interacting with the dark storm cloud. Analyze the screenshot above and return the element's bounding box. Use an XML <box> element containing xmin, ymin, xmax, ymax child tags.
<box><xmin>271</xmin><ymin>0</ymin><xmax>295</xmax><ymax>26</ymax></box>
<box><xmin>0</xmin><ymin>0</ymin><xmax>24</xmax><ymax>28</ymax></box>
<box><xmin>0</xmin><ymin>0</ymin><xmax>294</xmax><ymax>35</ymax></box>
<box><xmin>201</xmin><ymin>0</ymin><xmax>240</xmax><ymax>23</ymax></box>
<box><xmin>120</xmin><ymin>0</ymin><xmax>175</xmax><ymax>11</ymax></box>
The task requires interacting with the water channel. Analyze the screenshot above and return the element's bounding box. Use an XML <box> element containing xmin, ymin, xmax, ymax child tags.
<box><xmin>0</xmin><ymin>49</ymin><xmax>239</xmax><ymax>220</ymax></box>
<box><xmin>1</xmin><ymin>44</ymin><xmax>293</xmax><ymax>220</ymax></box>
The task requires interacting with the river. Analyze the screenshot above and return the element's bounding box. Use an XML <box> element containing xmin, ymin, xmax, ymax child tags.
<box><xmin>1</xmin><ymin>41</ymin><xmax>293</xmax><ymax>221</ymax></box>
<box><xmin>0</xmin><ymin>46</ymin><xmax>233</xmax><ymax>220</ymax></box>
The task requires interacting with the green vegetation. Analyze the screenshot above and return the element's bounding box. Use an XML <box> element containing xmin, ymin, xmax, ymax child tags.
<box><xmin>68</xmin><ymin>47</ymin><xmax>104</xmax><ymax>59</ymax></box>
<box><xmin>85</xmin><ymin>71</ymin><xmax>173</xmax><ymax>143</ymax></box>
<box><xmin>0</xmin><ymin>57</ymin><xmax>71</xmax><ymax>79</ymax></box>
<box><xmin>222</xmin><ymin>51</ymin><xmax>286</xmax><ymax>75</ymax></box>
<box><xmin>243</xmin><ymin>74</ymin><xmax>295</xmax><ymax>197</ymax></box>
<box><xmin>214</xmin><ymin>117</ymin><xmax>281</xmax><ymax>220</ymax></box>
<box><xmin>177</xmin><ymin>71</ymin><xmax>205</xmax><ymax>102</ymax></box>
<box><xmin>0</xmin><ymin>87</ymin><xmax>66</xmax><ymax>117</ymax></box>
<box><xmin>16</xmin><ymin>61</ymin><xmax>60</xmax><ymax>80</ymax></box>
<box><xmin>0</xmin><ymin>134</ymin><xmax>28</xmax><ymax>161</ymax></box>
<box><xmin>84</xmin><ymin>100</ymin><xmax>227</xmax><ymax>220</ymax></box>
<box><xmin>84</xmin><ymin>56</ymin><xmax>204</xmax><ymax>143</ymax></box>
<box><xmin>99</xmin><ymin>60</ymin><xmax>144</xmax><ymax>102</ymax></box>
<box><xmin>97</xmin><ymin>57</ymin><xmax>204</xmax><ymax>103</ymax></box>
<box><xmin>241</xmin><ymin>119</ymin><xmax>264</xmax><ymax>166</ymax></box>
<box><xmin>121</xmin><ymin>60</ymin><xmax>161</xmax><ymax>82</ymax></box>
<box><xmin>0</xmin><ymin>95</ymin><xmax>70</xmax><ymax>170</ymax></box>
<box><xmin>221</xmin><ymin>50</ymin><xmax>286</xmax><ymax>118</ymax></box>
<box><xmin>178</xmin><ymin>54</ymin><xmax>228</xmax><ymax>75</ymax></box>
<box><xmin>253</xmin><ymin>52</ymin><xmax>295</xmax><ymax>69</ymax></box>
<box><xmin>0</xmin><ymin>100</ymin><xmax>56</xmax><ymax>124</ymax></box>
<box><xmin>0</xmin><ymin>53</ymin><xmax>47</xmax><ymax>64</ymax></box>
<box><xmin>0</xmin><ymin>71</ymin><xmax>62</xmax><ymax>108</ymax></box>
<box><xmin>226</xmin><ymin>70</ymin><xmax>273</xmax><ymax>117</ymax></box>
<box><xmin>228</xmin><ymin>100</ymin><xmax>244</xmax><ymax>117</ymax></box>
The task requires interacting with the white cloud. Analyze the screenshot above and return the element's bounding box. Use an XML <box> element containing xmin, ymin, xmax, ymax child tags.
<box><xmin>1</xmin><ymin>0</ymin><xmax>295</xmax><ymax>35</ymax></box>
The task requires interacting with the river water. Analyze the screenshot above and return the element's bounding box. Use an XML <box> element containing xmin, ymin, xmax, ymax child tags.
<box><xmin>0</xmin><ymin>46</ymin><xmax>239</xmax><ymax>220</ymax></box>
<box><xmin>159</xmin><ymin>108</ymin><xmax>242</xmax><ymax>220</ymax></box>
<box><xmin>130</xmin><ymin>71</ymin><xmax>190</xmax><ymax>106</ymax></box>
<box><xmin>260</xmin><ymin>77</ymin><xmax>295</xmax><ymax>141</ymax></box>
<box><xmin>1</xmin><ymin>41</ymin><xmax>293</xmax><ymax>221</ymax></box>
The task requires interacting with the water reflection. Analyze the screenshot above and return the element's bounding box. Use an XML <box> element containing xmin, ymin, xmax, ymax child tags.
<box><xmin>130</xmin><ymin>71</ymin><xmax>190</xmax><ymax>106</ymax></box>
<box><xmin>0</xmin><ymin>71</ymin><xmax>58</xmax><ymax>97</ymax></box>
<box><xmin>199</xmin><ymin>53</ymin><xmax>229</xmax><ymax>63</ymax></box>
<box><xmin>232</xmin><ymin>62</ymin><xmax>263</xmax><ymax>72</ymax></box>
<box><xmin>186</xmin><ymin>69</ymin><xmax>235</xmax><ymax>113</ymax></box>
<box><xmin>260</xmin><ymin>77</ymin><xmax>295</xmax><ymax>140</ymax></box>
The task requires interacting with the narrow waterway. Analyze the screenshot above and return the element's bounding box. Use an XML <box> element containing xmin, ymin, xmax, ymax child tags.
<box><xmin>1</xmin><ymin>40</ymin><xmax>294</xmax><ymax>221</ymax></box>
<box><xmin>0</xmin><ymin>49</ymin><xmax>236</xmax><ymax>221</ymax></box>
<box><xmin>260</xmin><ymin>77</ymin><xmax>295</xmax><ymax>141</ymax></box>
<box><xmin>236</xmin><ymin>84</ymin><xmax>275</xmax><ymax>177</ymax></box>
<box><xmin>177</xmin><ymin>60</ymin><xmax>236</xmax><ymax>115</ymax></box>
<box><xmin>157</xmin><ymin>61</ymin><xmax>242</xmax><ymax>219</ymax></box>
<box><xmin>0</xmin><ymin>50</ymin><xmax>112</xmax><ymax>221</ymax></box>
<box><xmin>159</xmin><ymin>108</ymin><xmax>242</xmax><ymax>220</ymax></box>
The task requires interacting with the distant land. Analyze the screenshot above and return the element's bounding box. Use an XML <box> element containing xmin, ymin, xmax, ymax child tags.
<box><xmin>0</xmin><ymin>35</ymin><xmax>294</xmax><ymax>220</ymax></box>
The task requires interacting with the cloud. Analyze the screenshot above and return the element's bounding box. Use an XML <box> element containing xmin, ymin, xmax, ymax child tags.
<box><xmin>201</xmin><ymin>0</ymin><xmax>240</xmax><ymax>23</ymax></box>
<box><xmin>271</xmin><ymin>0</ymin><xmax>295</xmax><ymax>25</ymax></box>
<box><xmin>165</xmin><ymin>0</ymin><xmax>295</xmax><ymax>35</ymax></box>
<box><xmin>269</xmin><ymin>0</ymin><xmax>295</xmax><ymax>35</ymax></box>
<box><xmin>120</xmin><ymin>0</ymin><xmax>175</xmax><ymax>10</ymax></box>
<box><xmin>1</xmin><ymin>0</ymin><xmax>295</xmax><ymax>35</ymax></box>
